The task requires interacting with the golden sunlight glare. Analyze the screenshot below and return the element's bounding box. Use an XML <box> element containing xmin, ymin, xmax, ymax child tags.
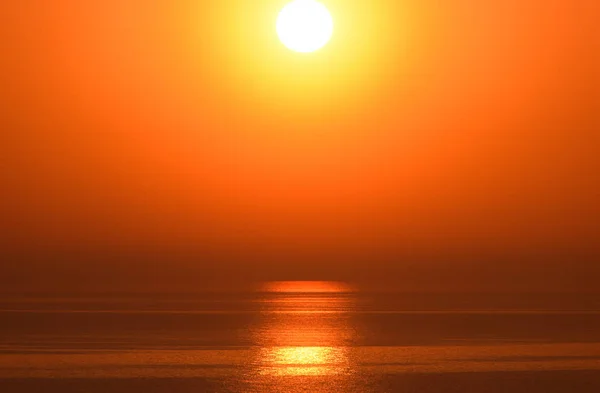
<box><xmin>276</xmin><ymin>0</ymin><xmax>334</xmax><ymax>53</ymax></box>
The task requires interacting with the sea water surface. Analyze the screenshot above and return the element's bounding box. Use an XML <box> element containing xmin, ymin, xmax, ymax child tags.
<box><xmin>1</xmin><ymin>282</ymin><xmax>600</xmax><ymax>392</ymax></box>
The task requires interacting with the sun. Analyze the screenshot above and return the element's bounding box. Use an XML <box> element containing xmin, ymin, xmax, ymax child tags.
<box><xmin>276</xmin><ymin>0</ymin><xmax>334</xmax><ymax>53</ymax></box>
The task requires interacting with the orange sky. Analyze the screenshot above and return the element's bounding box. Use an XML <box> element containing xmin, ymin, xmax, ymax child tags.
<box><xmin>2</xmin><ymin>0</ymin><xmax>599</xmax><ymax>292</ymax></box>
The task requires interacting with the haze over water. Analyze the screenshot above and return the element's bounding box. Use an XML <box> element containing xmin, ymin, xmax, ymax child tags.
<box><xmin>2</xmin><ymin>282</ymin><xmax>600</xmax><ymax>392</ymax></box>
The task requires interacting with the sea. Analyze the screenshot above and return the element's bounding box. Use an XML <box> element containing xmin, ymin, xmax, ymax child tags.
<box><xmin>1</xmin><ymin>282</ymin><xmax>600</xmax><ymax>392</ymax></box>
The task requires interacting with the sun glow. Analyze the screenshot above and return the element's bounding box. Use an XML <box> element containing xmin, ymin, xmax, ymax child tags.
<box><xmin>276</xmin><ymin>0</ymin><xmax>334</xmax><ymax>53</ymax></box>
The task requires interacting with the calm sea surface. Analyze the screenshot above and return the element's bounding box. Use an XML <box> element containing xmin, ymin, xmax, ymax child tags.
<box><xmin>1</xmin><ymin>283</ymin><xmax>600</xmax><ymax>392</ymax></box>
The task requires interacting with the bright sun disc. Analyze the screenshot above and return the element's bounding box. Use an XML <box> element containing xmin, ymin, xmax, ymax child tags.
<box><xmin>276</xmin><ymin>0</ymin><xmax>333</xmax><ymax>53</ymax></box>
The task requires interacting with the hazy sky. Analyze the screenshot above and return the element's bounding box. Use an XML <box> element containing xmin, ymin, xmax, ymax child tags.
<box><xmin>2</xmin><ymin>0</ymin><xmax>598</xmax><ymax>292</ymax></box>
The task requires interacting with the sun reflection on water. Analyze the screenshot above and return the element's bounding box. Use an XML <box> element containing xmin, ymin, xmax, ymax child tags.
<box><xmin>246</xmin><ymin>281</ymin><xmax>356</xmax><ymax>389</ymax></box>
<box><xmin>259</xmin><ymin>346</ymin><xmax>349</xmax><ymax>376</ymax></box>
<box><xmin>260</xmin><ymin>281</ymin><xmax>354</xmax><ymax>294</ymax></box>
